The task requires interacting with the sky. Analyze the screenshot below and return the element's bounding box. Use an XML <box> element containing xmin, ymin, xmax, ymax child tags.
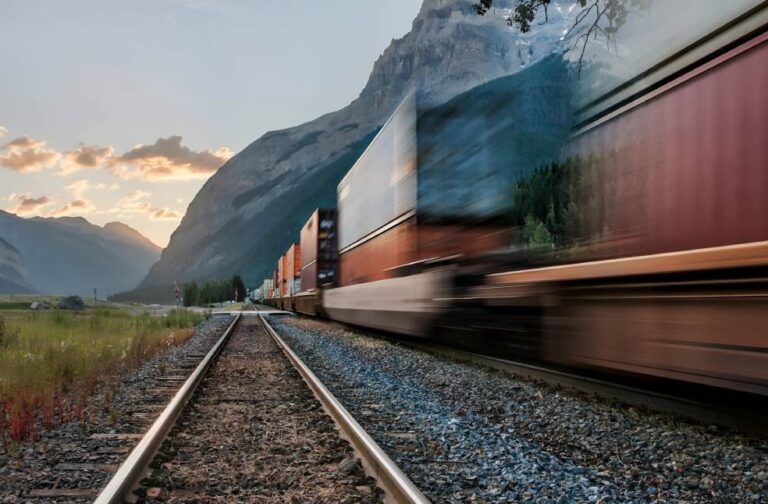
<box><xmin>0</xmin><ymin>0</ymin><xmax>422</xmax><ymax>246</ymax></box>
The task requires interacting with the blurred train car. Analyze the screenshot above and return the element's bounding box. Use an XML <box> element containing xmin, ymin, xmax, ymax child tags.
<box><xmin>471</xmin><ymin>1</ymin><xmax>768</xmax><ymax>395</ymax></box>
<box><xmin>324</xmin><ymin>58</ymin><xmax>572</xmax><ymax>335</ymax></box>
<box><xmin>258</xmin><ymin>1</ymin><xmax>768</xmax><ymax>397</ymax></box>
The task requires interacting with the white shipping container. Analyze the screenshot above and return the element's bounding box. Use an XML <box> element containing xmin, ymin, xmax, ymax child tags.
<box><xmin>337</xmin><ymin>94</ymin><xmax>417</xmax><ymax>251</ymax></box>
<box><xmin>261</xmin><ymin>279</ymin><xmax>274</xmax><ymax>300</ymax></box>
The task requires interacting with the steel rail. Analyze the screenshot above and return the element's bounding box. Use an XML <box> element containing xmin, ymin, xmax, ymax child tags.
<box><xmin>94</xmin><ymin>312</ymin><xmax>242</xmax><ymax>504</ymax></box>
<box><xmin>258</xmin><ymin>312</ymin><xmax>430</xmax><ymax>504</ymax></box>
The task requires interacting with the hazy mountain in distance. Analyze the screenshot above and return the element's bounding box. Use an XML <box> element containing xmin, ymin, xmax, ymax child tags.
<box><xmin>0</xmin><ymin>236</ymin><xmax>34</xmax><ymax>294</ymax></box>
<box><xmin>0</xmin><ymin>211</ymin><xmax>161</xmax><ymax>297</ymax></box>
<box><xmin>125</xmin><ymin>0</ymin><xmax>572</xmax><ymax>302</ymax></box>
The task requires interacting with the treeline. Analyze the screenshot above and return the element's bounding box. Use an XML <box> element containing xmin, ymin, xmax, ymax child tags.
<box><xmin>181</xmin><ymin>274</ymin><xmax>247</xmax><ymax>307</ymax></box>
<box><xmin>509</xmin><ymin>159</ymin><xmax>582</xmax><ymax>249</ymax></box>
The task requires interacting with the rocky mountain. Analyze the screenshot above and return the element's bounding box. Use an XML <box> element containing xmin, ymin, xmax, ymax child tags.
<box><xmin>0</xmin><ymin>211</ymin><xmax>161</xmax><ymax>297</ymax></box>
<box><xmin>127</xmin><ymin>0</ymin><xmax>571</xmax><ymax>302</ymax></box>
<box><xmin>0</xmin><ymin>236</ymin><xmax>33</xmax><ymax>294</ymax></box>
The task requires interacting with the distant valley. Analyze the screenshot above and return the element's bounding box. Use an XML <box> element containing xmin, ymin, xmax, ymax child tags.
<box><xmin>0</xmin><ymin>211</ymin><xmax>161</xmax><ymax>298</ymax></box>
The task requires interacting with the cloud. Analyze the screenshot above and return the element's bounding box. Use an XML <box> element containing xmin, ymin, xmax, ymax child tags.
<box><xmin>59</xmin><ymin>144</ymin><xmax>114</xmax><ymax>176</ymax></box>
<box><xmin>6</xmin><ymin>188</ymin><xmax>95</xmax><ymax>218</ymax></box>
<box><xmin>48</xmin><ymin>198</ymin><xmax>96</xmax><ymax>217</ymax></box>
<box><xmin>110</xmin><ymin>190</ymin><xmax>183</xmax><ymax>221</ymax></box>
<box><xmin>44</xmin><ymin>178</ymin><xmax>101</xmax><ymax>217</ymax></box>
<box><xmin>6</xmin><ymin>193</ymin><xmax>54</xmax><ymax>216</ymax></box>
<box><xmin>0</xmin><ymin>126</ymin><xmax>7</xmax><ymax>138</ymax></box>
<box><xmin>0</xmin><ymin>132</ymin><xmax>229</xmax><ymax>181</ymax></box>
<box><xmin>0</xmin><ymin>136</ymin><xmax>61</xmax><ymax>173</ymax></box>
<box><xmin>3</xmin><ymin>136</ymin><xmax>45</xmax><ymax>149</ymax></box>
<box><xmin>149</xmin><ymin>208</ymin><xmax>183</xmax><ymax>221</ymax></box>
<box><xmin>65</xmin><ymin>179</ymin><xmax>111</xmax><ymax>199</ymax></box>
<box><xmin>114</xmin><ymin>190</ymin><xmax>153</xmax><ymax>213</ymax></box>
<box><xmin>111</xmin><ymin>135</ymin><xmax>232</xmax><ymax>180</ymax></box>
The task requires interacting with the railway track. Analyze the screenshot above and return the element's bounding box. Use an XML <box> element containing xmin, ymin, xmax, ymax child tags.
<box><xmin>12</xmin><ymin>314</ymin><xmax>234</xmax><ymax>501</ymax></box>
<box><xmin>267</xmin><ymin>315</ymin><xmax>768</xmax><ymax>502</ymax></box>
<box><xmin>94</xmin><ymin>307</ymin><xmax>428</xmax><ymax>503</ymax></box>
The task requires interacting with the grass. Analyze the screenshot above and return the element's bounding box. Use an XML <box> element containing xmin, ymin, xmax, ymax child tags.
<box><xmin>0</xmin><ymin>302</ymin><xmax>31</xmax><ymax>311</ymax></box>
<box><xmin>0</xmin><ymin>307</ymin><xmax>204</xmax><ymax>444</ymax></box>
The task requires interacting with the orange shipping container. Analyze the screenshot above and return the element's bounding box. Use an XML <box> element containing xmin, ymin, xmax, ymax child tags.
<box><xmin>286</xmin><ymin>243</ymin><xmax>301</xmax><ymax>294</ymax></box>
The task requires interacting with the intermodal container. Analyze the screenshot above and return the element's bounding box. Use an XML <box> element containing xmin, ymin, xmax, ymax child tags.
<box><xmin>335</xmin><ymin>82</ymin><xmax>560</xmax><ymax>286</ymax></box>
<box><xmin>338</xmin><ymin>218</ymin><xmax>508</xmax><ymax>286</ymax></box>
<box><xmin>300</xmin><ymin>209</ymin><xmax>338</xmax><ymax>291</ymax></box>
<box><xmin>280</xmin><ymin>254</ymin><xmax>290</xmax><ymax>297</ymax></box>
<box><xmin>337</xmin><ymin>95</ymin><xmax>417</xmax><ymax>252</ymax></box>
<box><xmin>272</xmin><ymin>269</ymin><xmax>279</xmax><ymax>299</ymax></box>
<box><xmin>285</xmin><ymin>243</ymin><xmax>301</xmax><ymax>295</ymax></box>
<box><xmin>261</xmin><ymin>279</ymin><xmax>274</xmax><ymax>300</ymax></box>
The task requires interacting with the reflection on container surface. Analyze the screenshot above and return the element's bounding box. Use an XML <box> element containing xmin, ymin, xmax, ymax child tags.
<box><xmin>417</xmin><ymin>55</ymin><xmax>572</xmax><ymax>221</ymax></box>
<box><xmin>328</xmin><ymin>56</ymin><xmax>575</xmax><ymax>334</ymax></box>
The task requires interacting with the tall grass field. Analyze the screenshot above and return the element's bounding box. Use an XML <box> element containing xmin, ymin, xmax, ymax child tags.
<box><xmin>0</xmin><ymin>307</ymin><xmax>204</xmax><ymax>443</ymax></box>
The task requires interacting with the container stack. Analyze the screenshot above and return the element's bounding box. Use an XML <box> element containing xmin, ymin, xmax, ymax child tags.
<box><xmin>261</xmin><ymin>278</ymin><xmax>273</xmax><ymax>300</ymax></box>
<box><xmin>285</xmin><ymin>243</ymin><xmax>302</xmax><ymax>295</ymax></box>
<box><xmin>336</xmin><ymin>92</ymin><xmax>516</xmax><ymax>287</ymax></box>
<box><xmin>272</xmin><ymin>269</ymin><xmax>279</xmax><ymax>299</ymax></box>
<box><xmin>300</xmin><ymin>209</ymin><xmax>338</xmax><ymax>292</ymax></box>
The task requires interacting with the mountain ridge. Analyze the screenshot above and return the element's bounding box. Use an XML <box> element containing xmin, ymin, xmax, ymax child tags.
<box><xmin>0</xmin><ymin>211</ymin><xmax>161</xmax><ymax>296</ymax></box>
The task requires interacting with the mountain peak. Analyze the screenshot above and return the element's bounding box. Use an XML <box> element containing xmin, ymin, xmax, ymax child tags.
<box><xmin>103</xmin><ymin>221</ymin><xmax>161</xmax><ymax>251</ymax></box>
<box><xmin>48</xmin><ymin>216</ymin><xmax>93</xmax><ymax>229</ymax></box>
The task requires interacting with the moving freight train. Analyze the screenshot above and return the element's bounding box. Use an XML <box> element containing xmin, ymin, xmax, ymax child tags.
<box><xmin>262</xmin><ymin>2</ymin><xmax>768</xmax><ymax>397</ymax></box>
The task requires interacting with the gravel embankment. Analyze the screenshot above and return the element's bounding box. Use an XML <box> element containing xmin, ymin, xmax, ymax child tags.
<box><xmin>141</xmin><ymin>316</ymin><xmax>380</xmax><ymax>503</ymax></box>
<box><xmin>0</xmin><ymin>314</ymin><xmax>234</xmax><ymax>503</ymax></box>
<box><xmin>272</xmin><ymin>316</ymin><xmax>768</xmax><ymax>503</ymax></box>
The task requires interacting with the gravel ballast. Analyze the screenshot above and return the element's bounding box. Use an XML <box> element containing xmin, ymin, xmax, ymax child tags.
<box><xmin>0</xmin><ymin>314</ymin><xmax>234</xmax><ymax>503</ymax></box>
<box><xmin>271</xmin><ymin>315</ymin><xmax>768</xmax><ymax>503</ymax></box>
<box><xmin>141</xmin><ymin>315</ymin><xmax>380</xmax><ymax>503</ymax></box>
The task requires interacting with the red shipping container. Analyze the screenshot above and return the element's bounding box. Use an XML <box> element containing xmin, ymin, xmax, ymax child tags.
<box><xmin>571</xmin><ymin>31</ymin><xmax>768</xmax><ymax>259</ymax></box>
<box><xmin>338</xmin><ymin>217</ymin><xmax>508</xmax><ymax>286</ymax></box>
